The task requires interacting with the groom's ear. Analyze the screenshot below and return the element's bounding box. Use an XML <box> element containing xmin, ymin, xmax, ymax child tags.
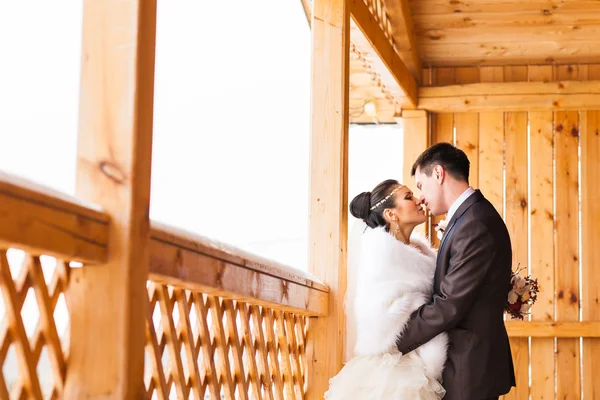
<box><xmin>433</xmin><ymin>165</ymin><xmax>444</xmax><ymax>184</ymax></box>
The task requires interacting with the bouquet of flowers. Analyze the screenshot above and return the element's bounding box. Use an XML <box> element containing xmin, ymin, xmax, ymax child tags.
<box><xmin>505</xmin><ymin>265</ymin><xmax>540</xmax><ymax>320</ymax></box>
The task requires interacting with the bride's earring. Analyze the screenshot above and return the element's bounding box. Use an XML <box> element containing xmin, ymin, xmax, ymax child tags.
<box><xmin>393</xmin><ymin>217</ymin><xmax>400</xmax><ymax>234</ymax></box>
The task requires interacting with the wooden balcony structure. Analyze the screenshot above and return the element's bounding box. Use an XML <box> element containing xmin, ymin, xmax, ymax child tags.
<box><xmin>1</xmin><ymin>0</ymin><xmax>600</xmax><ymax>398</ymax></box>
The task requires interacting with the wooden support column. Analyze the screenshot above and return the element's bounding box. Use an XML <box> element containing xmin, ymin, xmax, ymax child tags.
<box><xmin>306</xmin><ymin>0</ymin><xmax>350</xmax><ymax>397</ymax></box>
<box><xmin>401</xmin><ymin>110</ymin><xmax>430</xmax><ymax>236</ymax></box>
<box><xmin>65</xmin><ymin>0</ymin><xmax>157</xmax><ymax>398</ymax></box>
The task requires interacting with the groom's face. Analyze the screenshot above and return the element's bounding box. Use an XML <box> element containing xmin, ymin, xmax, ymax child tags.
<box><xmin>414</xmin><ymin>166</ymin><xmax>444</xmax><ymax>216</ymax></box>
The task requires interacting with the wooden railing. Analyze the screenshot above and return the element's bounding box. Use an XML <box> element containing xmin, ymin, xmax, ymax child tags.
<box><xmin>144</xmin><ymin>283</ymin><xmax>311</xmax><ymax>399</ymax></box>
<box><xmin>149</xmin><ymin>225</ymin><xmax>328</xmax><ymax>317</ymax></box>
<box><xmin>0</xmin><ymin>249</ymin><xmax>72</xmax><ymax>398</ymax></box>
<box><xmin>146</xmin><ymin>225</ymin><xmax>328</xmax><ymax>399</ymax></box>
<box><xmin>0</xmin><ymin>173</ymin><xmax>328</xmax><ymax>399</ymax></box>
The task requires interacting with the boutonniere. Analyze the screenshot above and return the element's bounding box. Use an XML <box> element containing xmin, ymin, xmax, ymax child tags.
<box><xmin>433</xmin><ymin>217</ymin><xmax>448</xmax><ymax>240</ymax></box>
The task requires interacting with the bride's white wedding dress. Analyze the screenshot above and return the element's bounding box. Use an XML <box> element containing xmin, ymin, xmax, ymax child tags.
<box><xmin>325</xmin><ymin>224</ymin><xmax>447</xmax><ymax>399</ymax></box>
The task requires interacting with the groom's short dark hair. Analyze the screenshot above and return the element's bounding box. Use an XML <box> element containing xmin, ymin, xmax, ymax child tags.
<box><xmin>411</xmin><ymin>142</ymin><xmax>470</xmax><ymax>182</ymax></box>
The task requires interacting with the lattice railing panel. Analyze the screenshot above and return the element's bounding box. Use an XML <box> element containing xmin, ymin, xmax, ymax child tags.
<box><xmin>145</xmin><ymin>282</ymin><xmax>309</xmax><ymax>400</ymax></box>
<box><xmin>0</xmin><ymin>249</ymin><xmax>71</xmax><ymax>399</ymax></box>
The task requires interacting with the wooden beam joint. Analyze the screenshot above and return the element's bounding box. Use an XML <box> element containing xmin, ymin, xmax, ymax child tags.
<box><xmin>350</xmin><ymin>0</ymin><xmax>418</xmax><ymax>106</ymax></box>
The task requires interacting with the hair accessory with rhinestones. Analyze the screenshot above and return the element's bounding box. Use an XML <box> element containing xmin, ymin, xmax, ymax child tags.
<box><xmin>369</xmin><ymin>185</ymin><xmax>403</xmax><ymax>211</ymax></box>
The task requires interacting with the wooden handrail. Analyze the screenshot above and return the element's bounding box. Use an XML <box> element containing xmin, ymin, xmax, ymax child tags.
<box><xmin>149</xmin><ymin>223</ymin><xmax>329</xmax><ymax>316</ymax></box>
<box><xmin>0</xmin><ymin>172</ymin><xmax>109</xmax><ymax>264</ymax></box>
<box><xmin>0</xmin><ymin>173</ymin><xmax>328</xmax><ymax>316</ymax></box>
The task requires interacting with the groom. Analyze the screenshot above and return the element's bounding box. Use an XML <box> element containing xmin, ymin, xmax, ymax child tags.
<box><xmin>395</xmin><ymin>143</ymin><xmax>516</xmax><ymax>400</ymax></box>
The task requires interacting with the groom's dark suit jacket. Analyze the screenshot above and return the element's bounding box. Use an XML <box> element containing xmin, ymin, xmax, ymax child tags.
<box><xmin>396</xmin><ymin>190</ymin><xmax>516</xmax><ymax>399</ymax></box>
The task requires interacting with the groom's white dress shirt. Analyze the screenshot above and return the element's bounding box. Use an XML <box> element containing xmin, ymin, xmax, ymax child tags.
<box><xmin>446</xmin><ymin>186</ymin><xmax>476</xmax><ymax>222</ymax></box>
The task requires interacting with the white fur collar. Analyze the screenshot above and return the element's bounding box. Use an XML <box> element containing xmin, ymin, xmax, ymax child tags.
<box><xmin>347</xmin><ymin>226</ymin><xmax>436</xmax><ymax>354</ymax></box>
<box><xmin>356</xmin><ymin>227</ymin><xmax>436</xmax><ymax>283</ymax></box>
<box><xmin>344</xmin><ymin>226</ymin><xmax>448</xmax><ymax>379</ymax></box>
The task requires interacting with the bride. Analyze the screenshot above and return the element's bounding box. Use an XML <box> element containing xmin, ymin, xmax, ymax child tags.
<box><xmin>325</xmin><ymin>179</ymin><xmax>448</xmax><ymax>399</ymax></box>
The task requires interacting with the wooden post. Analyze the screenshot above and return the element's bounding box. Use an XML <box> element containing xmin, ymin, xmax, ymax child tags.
<box><xmin>306</xmin><ymin>0</ymin><xmax>350</xmax><ymax>397</ymax></box>
<box><xmin>402</xmin><ymin>110</ymin><xmax>430</xmax><ymax>236</ymax></box>
<box><xmin>64</xmin><ymin>0</ymin><xmax>157</xmax><ymax>398</ymax></box>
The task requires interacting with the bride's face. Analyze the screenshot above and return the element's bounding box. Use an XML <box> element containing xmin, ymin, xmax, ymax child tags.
<box><xmin>387</xmin><ymin>187</ymin><xmax>427</xmax><ymax>226</ymax></box>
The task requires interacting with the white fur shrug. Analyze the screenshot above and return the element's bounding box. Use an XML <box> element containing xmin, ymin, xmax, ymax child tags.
<box><xmin>345</xmin><ymin>226</ymin><xmax>448</xmax><ymax>380</ymax></box>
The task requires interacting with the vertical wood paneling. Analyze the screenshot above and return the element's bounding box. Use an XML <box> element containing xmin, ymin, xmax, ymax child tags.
<box><xmin>554</xmin><ymin>109</ymin><xmax>581</xmax><ymax>400</ymax></box>
<box><xmin>554</xmin><ymin>65</ymin><xmax>581</xmax><ymax>400</ymax></box>
<box><xmin>504</xmin><ymin>109</ymin><xmax>530</xmax><ymax>400</ymax></box>
<box><xmin>430</xmin><ymin>68</ymin><xmax>456</xmax><ymax>247</ymax></box>
<box><xmin>433</xmin><ymin>67</ymin><xmax>455</xmax><ymax>86</ymax></box>
<box><xmin>554</xmin><ymin>64</ymin><xmax>580</xmax><ymax>81</ymax></box>
<box><xmin>454</xmin><ymin>67</ymin><xmax>480</xmax><ymax>191</ymax></box>
<box><xmin>454</xmin><ymin>112</ymin><xmax>479</xmax><ymax>188</ymax></box>
<box><xmin>403</xmin><ymin>111</ymin><xmax>430</xmax><ymax>236</ymax></box>
<box><xmin>504</xmin><ymin>66</ymin><xmax>528</xmax><ymax>82</ymax></box>
<box><xmin>454</xmin><ymin>67</ymin><xmax>480</xmax><ymax>85</ymax></box>
<box><xmin>424</xmin><ymin>63</ymin><xmax>600</xmax><ymax>400</ymax></box>
<box><xmin>529</xmin><ymin>110</ymin><xmax>555</xmax><ymax>400</ymax></box>
<box><xmin>581</xmin><ymin>64</ymin><xmax>600</xmax><ymax>400</ymax></box>
<box><xmin>581</xmin><ymin>109</ymin><xmax>600</xmax><ymax>400</ymax></box>
<box><xmin>528</xmin><ymin>65</ymin><xmax>553</xmax><ymax>83</ymax></box>
<box><xmin>478</xmin><ymin>111</ymin><xmax>504</xmax><ymax>214</ymax></box>
<box><xmin>479</xmin><ymin>66</ymin><xmax>505</xmax><ymax>216</ymax></box>
<box><xmin>528</xmin><ymin>65</ymin><xmax>556</xmax><ymax>400</ymax></box>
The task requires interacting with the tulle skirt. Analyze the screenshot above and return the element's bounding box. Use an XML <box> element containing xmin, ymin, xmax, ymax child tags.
<box><xmin>324</xmin><ymin>352</ymin><xmax>445</xmax><ymax>399</ymax></box>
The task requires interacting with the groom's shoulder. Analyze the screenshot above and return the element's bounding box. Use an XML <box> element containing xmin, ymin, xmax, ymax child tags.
<box><xmin>475</xmin><ymin>199</ymin><xmax>496</xmax><ymax>215</ymax></box>
<box><xmin>457</xmin><ymin>194</ymin><xmax>504</xmax><ymax>224</ymax></box>
<box><xmin>467</xmin><ymin>193</ymin><xmax>501</xmax><ymax>217</ymax></box>
<box><xmin>463</xmin><ymin>198</ymin><xmax>509</xmax><ymax>236</ymax></box>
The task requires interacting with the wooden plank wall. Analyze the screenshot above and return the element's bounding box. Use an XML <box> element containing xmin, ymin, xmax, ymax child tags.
<box><xmin>425</xmin><ymin>64</ymin><xmax>600</xmax><ymax>399</ymax></box>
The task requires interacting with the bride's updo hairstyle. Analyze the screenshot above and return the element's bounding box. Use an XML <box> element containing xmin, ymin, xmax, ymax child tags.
<box><xmin>349</xmin><ymin>179</ymin><xmax>401</xmax><ymax>230</ymax></box>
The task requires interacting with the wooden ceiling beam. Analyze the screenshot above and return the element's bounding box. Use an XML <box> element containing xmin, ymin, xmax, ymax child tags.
<box><xmin>350</xmin><ymin>0</ymin><xmax>418</xmax><ymax>107</ymax></box>
<box><xmin>302</xmin><ymin>0</ymin><xmax>404</xmax><ymax>121</ymax></box>
<box><xmin>419</xmin><ymin>80</ymin><xmax>600</xmax><ymax>112</ymax></box>
<box><xmin>383</xmin><ymin>0</ymin><xmax>422</xmax><ymax>83</ymax></box>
